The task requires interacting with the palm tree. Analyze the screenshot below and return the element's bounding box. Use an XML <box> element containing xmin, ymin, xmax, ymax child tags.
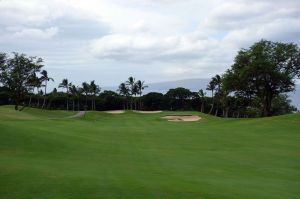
<box><xmin>81</xmin><ymin>82</ymin><xmax>90</xmax><ymax>110</ymax></box>
<box><xmin>206</xmin><ymin>80</ymin><xmax>216</xmax><ymax>115</ymax></box>
<box><xmin>126</xmin><ymin>76</ymin><xmax>135</xmax><ymax>109</ymax></box>
<box><xmin>26</xmin><ymin>74</ymin><xmax>39</xmax><ymax>107</ymax></box>
<box><xmin>197</xmin><ymin>89</ymin><xmax>206</xmax><ymax>113</ymax></box>
<box><xmin>37</xmin><ymin>89</ymin><xmax>43</xmax><ymax>107</ymax></box>
<box><xmin>69</xmin><ymin>84</ymin><xmax>78</xmax><ymax>112</ymax></box>
<box><xmin>220</xmin><ymin>88</ymin><xmax>230</xmax><ymax>117</ymax></box>
<box><xmin>76</xmin><ymin>87</ymin><xmax>83</xmax><ymax>111</ymax></box>
<box><xmin>26</xmin><ymin>58</ymin><xmax>43</xmax><ymax>107</ymax></box>
<box><xmin>132</xmin><ymin>83</ymin><xmax>139</xmax><ymax>110</ymax></box>
<box><xmin>40</xmin><ymin>70</ymin><xmax>54</xmax><ymax>109</ymax></box>
<box><xmin>136</xmin><ymin>80</ymin><xmax>148</xmax><ymax>110</ymax></box>
<box><xmin>35</xmin><ymin>77</ymin><xmax>43</xmax><ymax>108</ymax></box>
<box><xmin>212</xmin><ymin>75</ymin><xmax>222</xmax><ymax>116</ymax></box>
<box><xmin>59</xmin><ymin>78</ymin><xmax>70</xmax><ymax>111</ymax></box>
<box><xmin>47</xmin><ymin>88</ymin><xmax>57</xmax><ymax>109</ymax></box>
<box><xmin>118</xmin><ymin>83</ymin><xmax>130</xmax><ymax>110</ymax></box>
<box><xmin>90</xmin><ymin>80</ymin><xmax>101</xmax><ymax>111</ymax></box>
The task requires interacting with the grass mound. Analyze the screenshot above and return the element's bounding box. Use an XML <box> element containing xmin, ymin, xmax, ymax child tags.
<box><xmin>0</xmin><ymin>105</ymin><xmax>299</xmax><ymax>199</ymax></box>
<box><xmin>0</xmin><ymin>105</ymin><xmax>75</xmax><ymax>120</ymax></box>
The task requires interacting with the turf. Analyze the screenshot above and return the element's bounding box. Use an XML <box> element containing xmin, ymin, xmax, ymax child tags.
<box><xmin>0</xmin><ymin>105</ymin><xmax>299</xmax><ymax>199</ymax></box>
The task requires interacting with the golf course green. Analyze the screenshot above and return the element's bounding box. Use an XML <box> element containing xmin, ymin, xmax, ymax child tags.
<box><xmin>0</xmin><ymin>105</ymin><xmax>299</xmax><ymax>199</ymax></box>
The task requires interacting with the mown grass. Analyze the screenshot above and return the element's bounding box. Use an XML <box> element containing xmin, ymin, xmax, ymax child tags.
<box><xmin>0</xmin><ymin>105</ymin><xmax>299</xmax><ymax>199</ymax></box>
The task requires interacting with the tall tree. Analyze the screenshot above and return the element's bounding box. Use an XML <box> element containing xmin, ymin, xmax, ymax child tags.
<box><xmin>59</xmin><ymin>78</ymin><xmax>70</xmax><ymax>111</ymax></box>
<box><xmin>40</xmin><ymin>70</ymin><xmax>54</xmax><ymax>109</ymax></box>
<box><xmin>219</xmin><ymin>88</ymin><xmax>230</xmax><ymax>117</ymax></box>
<box><xmin>25</xmin><ymin>73</ymin><xmax>39</xmax><ymax>107</ymax></box>
<box><xmin>126</xmin><ymin>76</ymin><xmax>135</xmax><ymax>109</ymax></box>
<box><xmin>136</xmin><ymin>80</ymin><xmax>148</xmax><ymax>110</ymax></box>
<box><xmin>166</xmin><ymin>87</ymin><xmax>192</xmax><ymax>110</ymax></box>
<box><xmin>197</xmin><ymin>89</ymin><xmax>206</xmax><ymax>113</ymax></box>
<box><xmin>206</xmin><ymin>79</ymin><xmax>216</xmax><ymax>114</ymax></box>
<box><xmin>81</xmin><ymin>82</ymin><xmax>90</xmax><ymax>110</ymax></box>
<box><xmin>34</xmin><ymin>77</ymin><xmax>43</xmax><ymax>107</ymax></box>
<box><xmin>69</xmin><ymin>84</ymin><xmax>78</xmax><ymax>112</ymax></box>
<box><xmin>90</xmin><ymin>80</ymin><xmax>101</xmax><ymax>111</ymax></box>
<box><xmin>118</xmin><ymin>83</ymin><xmax>130</xmax><ymax>110</ymax></box>
<box><xmin>225</xmin><ymin>40</ymin><xmax>300</xmax><ymax>116</ymax></box>
<box><xmin>132</xmin><ymin>83</ymin><xmax>139</xmax><ymax>110</ymax></box>
<box><xmin>37</xmin><ymin>89</ymin><xmax>43</xmax><ymax>107</ymax></box>
<box><xmin>212</xmin><ymin>75</ymin><xmax>222</xmax><ymax>116</ymax></box>
<box><xmin>47</xmin><ymin>88</ymin><xmax>58</xmax><ymax>109</ymax></box>
<box><xmin>0</xmin><ymin>52</ymin><xmax>43</xmax><ymax>110</ymax></box>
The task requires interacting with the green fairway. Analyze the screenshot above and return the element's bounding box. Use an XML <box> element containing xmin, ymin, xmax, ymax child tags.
<box><xmin>0</xmin><ymin>105</ymin><xmax>299</xmax><ymax>199</ymax></box>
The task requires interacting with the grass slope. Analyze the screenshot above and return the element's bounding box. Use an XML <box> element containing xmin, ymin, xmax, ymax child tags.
<box><xmin>0</xmin><ymin>105</ymin><xmax>299</xmax><ymax>199</ymax></box>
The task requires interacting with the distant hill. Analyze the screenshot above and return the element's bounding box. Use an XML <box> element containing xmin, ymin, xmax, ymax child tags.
<box><xmin>103</xmin><ymin>78</ymin><xmax>210</xmax><ymax>94</ymax></box>
<box><xmin>143</xmin><ymin>78</ymin><xmax>210</xmax><ymax>94</ymax></box>
<box><xmin>103</xmin><ymin>78</ymin><xmax>299</xmax><ymax>110</ymax></box>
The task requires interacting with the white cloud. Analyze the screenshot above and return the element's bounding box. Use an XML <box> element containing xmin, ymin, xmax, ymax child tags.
<box><xmin>12</xmin><ymin>27</ymin><xmax>58</xmax><ymax>39</ymax></box>
<box><xmin>0</xmin><ymin>0</ymin><xmax>300</xmax><ymax>85</ymax></box>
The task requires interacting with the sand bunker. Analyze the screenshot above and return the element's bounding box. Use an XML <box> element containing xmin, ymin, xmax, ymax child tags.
<box><xmin>105</xmin><ymin>110</ymin><xmax>125</xmax><ymax>114</ymax></box>
<box><xmin>162</xmin><ymin>115</ymin><xmax>201</xmax><ymax>122</ymax></box>
<box><xmin>133</xmin><ymin>110</ymin><xmax>162</xmax><ymax>114</ymax></box>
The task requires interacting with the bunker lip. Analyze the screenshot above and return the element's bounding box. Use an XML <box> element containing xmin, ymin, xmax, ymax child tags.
<box><xmin>104</xmin><ymin>110</ymin><xmax>125</xmax><ymax>114</ymax></box>
<box><xmin>162</xmin><ymin>115</ymin><xmax>201</xmax><ymax>122</ymax></box>
<box><xmin>67</xmin><ymin>111</ymin><xmax>86</xmax><ymax>118</ymax></box>
<box><xmin>133</xmin><ymin>110</ymin><xmax>162</xmax><ymax>114</ymax></box>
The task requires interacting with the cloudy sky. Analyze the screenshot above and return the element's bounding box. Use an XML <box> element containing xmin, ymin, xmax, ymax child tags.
<box><xmin>1</xmin><ymin>0</ymin><xmax>300</xmax><ymax>88</ymax></box>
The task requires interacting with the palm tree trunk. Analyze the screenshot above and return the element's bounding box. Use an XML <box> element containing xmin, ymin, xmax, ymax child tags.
<box><xmin>77</xmin><ymin>98</ymin><xmax>79</xmax><ymax>111</ymax></box>
<box><xmin>28</xmin><ymin>88</ymin><xmax>33</xmax><ymax>107</ymax></box>
<box><xmin>47</xmin><ymin>99</ymin><xmax>52</xmax><ymax>109</ymax></box>
<box><xmin>214</xmin><ymin>104</ymin><xmax>218</xmax><ymax>116</ymax></box>
<box><xmin>37</xmin><ymin>87</ymin><xmax>40</xmax><ymax>108</ymax></box>
<box><xmin>73</xmin><ymin>99</ymin><xmax>75</xmax><ymax>111</ymax></box>
<box><xmin>29</xmin><ymin>87</ymin><xmax>34</xmax><ymax>107</ymax></box>
<box><xmin>209</xmin><ymin>91</ymin><xmax>214</xmax><ymax>115</ymax></box>
<box><xmin>42</xmin><ymin>97</ymin><xmax>46</xmax><ymax>109</ymax></box>
<box><xmin>209</xmin><ymin>103</ymin><xmax>214</xmax><ymax>115</ymax></box>
<box><xmin>42</xmin><ymin>81</ymin><xmax>47</xmax><ymax>109</ymax></box>
<box><xmin>93</xmin><ymin>95</ymin><xmax>96</xmax><ymax>111</ymax></box>
<box><xmin>134</xmin><ymin>95</ymin><xmax>137</xmax><ymax>110</ymax></box>
<box><xmin>66</xmin><ymin>87</ymin><xmax>69</xmax><ymax>111</ymax></box>
<box><xmin>28</xmin><ymin>95</ymin><xmax>32</xmax><ymax>107</ymax></box>
<box><xmin>139</xmin><ymin>94</ymin><xmax>142</xmax><ymax>110</ymax></box>
<box><xmin>201</xmin><ymin>102</ymin><xmax>204</xmax><ymax>113</ymax></box>
<box><xmin>85</xmin><ymin>94</ymin><xmax>88</xmax><ymax>110</ymax></box>
<box><xmin>37</xmin><ymin>95</ymin><xmax>40</xmax><ymax>108</ymax></box>
<box><xmin>225</xmin><ymin>107</ymin><xmax>229</xmax><ymax>118</ymax></box>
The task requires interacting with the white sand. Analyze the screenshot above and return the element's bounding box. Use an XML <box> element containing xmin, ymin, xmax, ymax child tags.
<box><xmin>133</xmin><ymin>110</ymin><xmax>162</xmax><ymax>114</ymax></box>
<box><xmin>162</xmin><ymin>115</ymin><xmax>201</xmax><ymax>122</ymax></box>
<box><xmin>105</xmin><ymin>110</ymin><xmax>125</xmax><ymax>114</ymax></box>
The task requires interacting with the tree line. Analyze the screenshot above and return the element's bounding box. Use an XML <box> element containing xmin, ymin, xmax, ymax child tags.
<box><xmin>1</xmin><ymin>40</ymin><xmax>299</xmax><ymax>117</ymax></box>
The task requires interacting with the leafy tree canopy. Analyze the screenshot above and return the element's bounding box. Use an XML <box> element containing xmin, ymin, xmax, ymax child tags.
<box><xmin>223</xmin><ymin>40</ymin><xmax>300</xmax><ymax>116</ymax></box>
